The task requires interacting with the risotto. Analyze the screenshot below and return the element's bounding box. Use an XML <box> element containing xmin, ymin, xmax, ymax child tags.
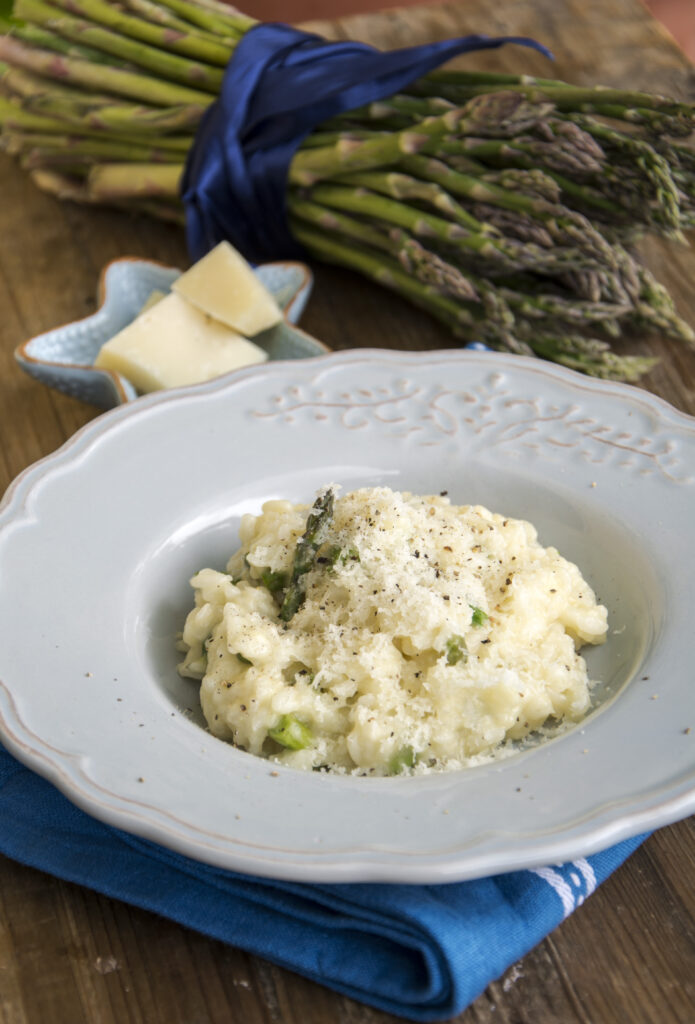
<box><xmin>177</xmin><ymin>486</ymin><xmax>608</xmax><ymax>774</ymax></box>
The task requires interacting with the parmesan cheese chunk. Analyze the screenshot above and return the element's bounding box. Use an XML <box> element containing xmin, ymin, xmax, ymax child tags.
<box><xmin>172</xmin><ymin>241</ymin><xmax>282</xmax><ymax>336</ymax></box>
<box><xmin>139</xmin><ymin>289</ymin><xmax>166</xmax><ymax>314</ymax></box>
<box><xmin>94</xmin><ymin>291</ymin><xmax>268</xmax><ymax>393</ymax></box>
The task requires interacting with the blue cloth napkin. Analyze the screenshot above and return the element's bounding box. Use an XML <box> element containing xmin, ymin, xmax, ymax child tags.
<box><xmin>0</xmin><ymin>741</ymin><xmax>644</xmax><ymax>1021</ymax></box>
<box><xmin>181</xmin><ymin>23</ymin><xmax>552</xmax><ymax>264</ymax></box>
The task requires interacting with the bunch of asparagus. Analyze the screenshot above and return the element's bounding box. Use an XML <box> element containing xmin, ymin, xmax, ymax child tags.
<box><xmin>1</xmin><ymin>0</ymin><xmax>694</xmax><ymax>380</ymax></box>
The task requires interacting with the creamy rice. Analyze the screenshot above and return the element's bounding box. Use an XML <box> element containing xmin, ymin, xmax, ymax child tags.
<box><xmin>178</xmin><ymin>487</ymin><xmax>607</xmax><ymax>774</ymax></box>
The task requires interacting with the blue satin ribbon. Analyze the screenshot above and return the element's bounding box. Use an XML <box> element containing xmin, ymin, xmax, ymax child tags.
<box><xmin>181</xmin><ymin>23</ymin><xmax>552</xmax><ymax>264</ymax></box>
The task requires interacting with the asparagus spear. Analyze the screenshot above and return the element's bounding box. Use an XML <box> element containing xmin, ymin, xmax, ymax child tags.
<box><xmin>87</xmin><ymin>160</ymin><xmax>181</xmax><ymax>197</ymax></box>
<box><xmin>329</xmin><ymin>167</ymin><xmax>488</xmax><ymax>232</ymax></box>
<box><xmin>8</xmin><ymin>20</ymin><xmax>128</xmax><ymax>64</ymax></box>
<box><xmin>289</xmin><ymin>195</ymin><xmax>481</xmax><ymax>302</ymax></box>
<box><xmin>33</xmin><ymin>0</ymin><xmax>235</xmax><ymax>64</ymax></box>
<box><xmin>289</xmin><ymin>93</ymin><xmax>557</xmax><ymax>185</ymax></box>
<box><xmin>279</xmin><ymin>489</ymin><xmax>335</xmax><ymax>623</ymax></box>
<box><xmin>149</xmin><ymin>0</ymin><xmax>254</xmax><ymax>35</ymax></box>
<box><xmin>290</xmin><ymin>219</ymin><xmax>534</xmax><ymax>353</ymax></box>
<box><xmin>291</xmin><ymin>220</ymin><xmax>668</xmax><ymax>377</ymax></box>
<box><xmin>0</xmin><ymin>64</ymin><xmax>208</xmax><ymax>132</ymax></box>
<box><xmin>412</xmin><ymin>71</ymin><xmax>695</xmax><ymax>123</ymax></box>
<box><xmin>6</xmin><ymin>129</ymin><xmax>185</xmax><ymax>162</ymax></box>
<box><xmin>121</xmin><ymin>0</ymin><xmax>215</xmax><ymax>35</ymax></box>
<box><xmin>301</xmin><ymin>180</ymin><xmax>591</xmax><ymax>274</ymax></box>
<box><xmin>0</xmin><ymin>34</ymin><xmax>213</xmax><ymax>103</ymax></box>
<box><xmin>14</xmin><ymin>0</ymin><xmax>226</xmax><ymax>90</ymax></box>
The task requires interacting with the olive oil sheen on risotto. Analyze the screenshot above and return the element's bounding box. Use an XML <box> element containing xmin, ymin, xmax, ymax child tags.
<box><xmin>178</xmin><ymin>487</ymin><xmax>607</xmax><ymax>775</ymax></box>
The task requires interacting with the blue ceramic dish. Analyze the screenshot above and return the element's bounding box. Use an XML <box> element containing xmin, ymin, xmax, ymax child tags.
<box><xmin>15</xmin><ymin>257</ymin><xmax>324</xmax><ymax>409</ymax></box>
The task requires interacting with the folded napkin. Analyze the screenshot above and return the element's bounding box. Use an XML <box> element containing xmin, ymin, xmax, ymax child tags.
<box><xmin>0</xmin><ymin>742</ymin><xmax>644</xmax><ymax>1021</ymax></box>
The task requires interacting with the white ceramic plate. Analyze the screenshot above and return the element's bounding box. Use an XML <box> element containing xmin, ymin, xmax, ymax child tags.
<box><xmin>1</xmin><ymin>350</ymin><xmax>693</xmax><ymax>883</ymax></box>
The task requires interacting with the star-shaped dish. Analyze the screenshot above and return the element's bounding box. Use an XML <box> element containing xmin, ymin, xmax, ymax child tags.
<box><xmin>15</xmin><ymin>257</ymin><xmax>323</xmax><ymax>408</ymax></box>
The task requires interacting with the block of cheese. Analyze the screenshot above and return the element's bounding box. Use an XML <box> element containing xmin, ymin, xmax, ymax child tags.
<box><xmin>139</xmin><ymin>289</ymin><xmax>166</xmax><ymax>314</ymax></box>
<box><xmin>95</xmin><ymin>291</ymin><xmax>268</xmax><ymax>393</ymax></box>
<box><xmin>172</xmin><ymin>241</ymin><xmax>282</xmax><ymax>336</ymax></box>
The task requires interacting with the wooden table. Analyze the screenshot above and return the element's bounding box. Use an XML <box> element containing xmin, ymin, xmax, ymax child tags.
<box><xmin>1</xmin><ymin>1</ymin><xmax>694</xmax><ymax>1021</ymax></box>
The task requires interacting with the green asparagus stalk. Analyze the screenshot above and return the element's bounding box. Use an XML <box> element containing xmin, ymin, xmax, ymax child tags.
<box><xmin>0</xmin><ymin>35</ymin><xmax>213</xmax><ymax>104</ymax></box>
<box><xmin>292</xmin><ymin>195</ymin><xmax>625</xmax><ymax>345</ymax></box>
<box><xmin>116</xmin><ymin>0</ymin><xmax>243</xmax><ymax>54</ymax></box>
<box><xmin>34</xmin><ymin>0</ymin><xmax>236</xmax><ymax>64</ymax></box>
<box><xmin>301</xmin><ymin>179</ymin><xmax>606</xmax><ymax>277</ymax></box>
<box><xmin>409</xmin><ymin>75</ymin><xmax>695</xmax><ymax>137</ymax></box>
<box><xmin>443</xmin><ymin>140</ymin><xmax>631</xmax><ymax>219</ymax></box>
<box><xmin>87</xmin><ymin>160</ymin><xmax>181</xmax><ymax>197</ymax></box>
<box><xmin>279</xmin><ymin>489</ymin><xmax>335</xmax><ymax>622</ymax></box>
<box><xmin>0</xmin><ymin>108</ymin><xmax>193</xmax><ymax>151</ymax></box>
<box><xmin>290</xmin><ymin>199</ymin><xmax>681</xmax><ymax>357</ymax></box>
<box><xmin>5</xmin><ymin>128</ymin><xmax>184</xmax><ymax>162</ymax></box>
<box><xmin>521</xmin><ymin>330</ymin><xmax>658</xmax><ymax>381</ymax></box>
<box><xmin>1</xmin><ymin>63</ymin><xmax>209</xmax><ymax>131</ymax></box>
<box><xmin>329</xmin><ymin>167</ymin><xmax>487</xmax><ymax>232</ymax></box>
<box><xmin>1</xmin><ymin>61</ymin><xmax>117</xmax><ymax>104</ymax></box>
<box><xmin>568</xmin><ymin>114</ymin><xmax>683</xmax><ymax>236</ymax></box>
<box><xmin>413</xmin><ymin>72</ymin><xmax>695</xmax><ymax>120</ymax></box>
<box><xmin>29</xmin><ymin>164</ymin><xmax>186</xmax><ymax>225</ymax></box>
<box><xmin>148</xmin><ymin>0</ymin><xmax>254</xmax><ymax>35</ymax></box>
<box><xmin>7</xmin><ymin>19</ymin><xmax>127</xmax><ymax>63</ymax></box>
<box><xmin>29</xmin><ymin>166</ymin><xmax>89</xmax><ymax>199</ymax></box>
<box><xmin>14</xmin><ymin>0</ymin><xmax>226</xmax><ymax>90</ymax></box>
<box><xmin>121</xmin><ymin>0</ymin><xmax>214</xmax><ymax>34</ymax></box>
<box><xmin>289</xmin><ymin>194</ymin><xmax>482</xmax><ymax>302</ymax></box>
<box><xmin>289</xmin><ymin>93</ymin><xmax>557</xmax><ymax>185</ymax></box>
<box><xmin>291</xmin><ymin>219</ymin><xmax>655</xmax><ymax>377</ymax></box>
<box><xmin>290</xmin><ymin>219</ymin><xmax>523</xmax><ymax>342</ymax></box>
<box><xmin>397</xmin><ymin>152</ymin><xmax>620</xmax><ymax>269</ymax></box>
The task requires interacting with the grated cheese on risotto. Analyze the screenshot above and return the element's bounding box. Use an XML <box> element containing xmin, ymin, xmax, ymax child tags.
<box><xmin>177</xmin><ymin>487</ymin><xmax>608</xmax><ymax>775</ymax></box>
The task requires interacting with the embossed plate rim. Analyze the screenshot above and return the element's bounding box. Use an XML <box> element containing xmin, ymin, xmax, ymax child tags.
<box><xmin>0</xmin><ymin>348</ymin><xmax>693</xmax><ymax>883</ymax></box>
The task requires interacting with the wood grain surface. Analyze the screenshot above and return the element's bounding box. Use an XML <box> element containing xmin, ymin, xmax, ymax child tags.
<box><xmin>1</xmin><ymin>1</ymin><xmax>695</xmax><ymax>1022</ymax></box>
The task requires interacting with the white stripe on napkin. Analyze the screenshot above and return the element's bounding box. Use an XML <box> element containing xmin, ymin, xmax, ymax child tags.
<box><xmin>529</xmin><ymin>866</ymin><xmax>575</xmax><ymax>917</ymax></box>
<box><xmin>574</xmin><ymin>857</ymin><xmax>597</xmax><ymax>898</ymax></box>
<box><xmin>529</xmin><ymin>858</ymin><xmax>598</xmax><ymax>918</ymax></box>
